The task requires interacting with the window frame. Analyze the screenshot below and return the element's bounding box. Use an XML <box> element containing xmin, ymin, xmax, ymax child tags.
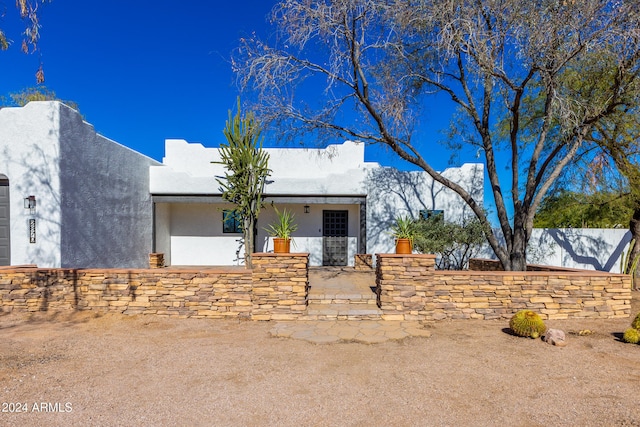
<box><xmin>222</xmin><ymin>210</ymin><xmax>242</xmax><ymax>234</ymax></box>
<box><xmin>419</xmin><ymin>209</ymin><xmax>444</xmax><ymax>220</ymax></box>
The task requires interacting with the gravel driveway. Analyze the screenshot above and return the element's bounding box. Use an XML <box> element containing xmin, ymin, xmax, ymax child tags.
<box><xmin>1</xmin><ymin>291</ymin><xmax>639</xmax><ymax>426</ymax></box>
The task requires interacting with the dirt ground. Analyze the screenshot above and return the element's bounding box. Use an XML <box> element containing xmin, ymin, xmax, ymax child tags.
<box><xmin>1</xmin><ymin>292</ymin><xmax>639</xmax><ymax>427</ymax></box>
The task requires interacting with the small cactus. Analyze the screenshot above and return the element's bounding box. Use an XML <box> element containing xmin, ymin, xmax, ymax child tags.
<box><xmin>622</xmin><ymin>327</ymin><xmax>640</xmax><ymax>344</ymax></box>
<box><xmin>631</xmin><ymin>312</ymin><xmax>640</xmax><ymax>330</ymax></box>
<box><xmin>509</xmin><ymin>310</ymin><xmax>547</xmax><ymax>339</ymax></box>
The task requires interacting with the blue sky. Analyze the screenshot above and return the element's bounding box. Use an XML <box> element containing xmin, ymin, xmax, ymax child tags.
<box><xmin>1</xmin><ymin>0</ymin><xmax>476</xmax><ymax>173</ymax></box>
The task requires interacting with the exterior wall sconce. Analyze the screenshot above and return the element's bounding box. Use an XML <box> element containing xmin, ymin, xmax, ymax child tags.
<box><xmin>24</xmin><ymin>195</ymin><xmax>36</xmax><ymax>210</ymax></box>
<box><xmin>304</xmin><ymin>205</ymin><xmax>310</xmax><ymax>214</ymax></box>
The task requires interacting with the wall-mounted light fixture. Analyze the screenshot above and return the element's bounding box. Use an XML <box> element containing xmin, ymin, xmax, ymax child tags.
<box><xmin>24</xmin><ymin>195</ymin><xmax>36</xmax><ymax>210</ymax></box>
<box><xmin>304</xmin><ymin>205</ymin><xmax>310</xmax><ymax>214</ymax></box>
<box><xmin>24</xmin><ymin>195</ymin><xmax>36</xmax><ymax>215</ymax></box>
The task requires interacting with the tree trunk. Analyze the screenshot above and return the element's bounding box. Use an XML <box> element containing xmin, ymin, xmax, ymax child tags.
<box><xmin>244</xmin><ymin>217</ymin><xmax>254</xmax><ymax>269</ymax></box>
<box><xmin>506</xmin><ymin>213</ymin><xmax>528</xmax><ymax>271</ymax></box>
<box><xmin>627</xmin><ymin>205</ymin><xmax>640</xmax><ymax>290</ymax></box>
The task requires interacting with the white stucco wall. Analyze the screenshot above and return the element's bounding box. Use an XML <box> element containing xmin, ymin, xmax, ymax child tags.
<box><xmin>0</xmin><ymin>102</ymin><xmax>63</xmax><ymax>266</ymax></box>
<box><xmin>160</xmin><ymin>202</ymin><xmax>360</xmax><ymax>266</ymax></box>
<box><xmin>57</xmin><ymin>104</ymin><xmax>159</xmax><ymax>268</ymax></box>
<box><xmin>151</xmin><ymin>139</ymin><xmax>377</xmax><ymax>196</ymax></box>
<box><xmin>365</xmin><ymin>164</ymin><xmax>484</xmax><ymax>255</ymax></box>
<box><xmin>167</xmin><ymin>203</ymin><xmax>245</xmax><ymax>266</ymax></box>
<box><xmin>527</xmin><ymin>228</ymin><xmax>631</xmax><ymax>273</ymax></box>
<box><xmin>258</xmin><ymin>203</ymin><xmax>360</xmax><ymax>266</ymax></box>
<box><xmin>475</xmin><ymin>228</ymin><xmax>632</xmax><ymax>273</ymax></box>
<box><xmin>151</xmin><ymin>138</ymin><xmax>484</xmax><ymax>266</ymax></box>
<box><xmin>154</xmin><ymin>203</ymin><xmax>171</xmax><ymax>265</ymax></box>
<box><xmin>0</xmin><ymin>102</ymin><xmax>160</xmax><ymax>268</ymax></box>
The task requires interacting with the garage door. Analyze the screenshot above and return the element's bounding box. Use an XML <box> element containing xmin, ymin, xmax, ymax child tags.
<box><xmin>0</xmin><ymin>175</ymin><xmax>9</xmax><ymax>266</ymax></box>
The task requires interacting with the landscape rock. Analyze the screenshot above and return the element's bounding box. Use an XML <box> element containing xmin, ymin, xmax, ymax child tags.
<box><xmin>543</xmin><ymin>328</ymin><xmax>567</xmax><ymax>347</ymax></box>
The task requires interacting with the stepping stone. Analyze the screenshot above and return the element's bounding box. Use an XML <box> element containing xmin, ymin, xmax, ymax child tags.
<box><xmin>307</xmin><ymin>335</ymin><xmax>340</xmax><ymax>344</ymax></box>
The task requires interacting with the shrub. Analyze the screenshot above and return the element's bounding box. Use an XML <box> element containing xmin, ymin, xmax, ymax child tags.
<box><xmin>413</xmin><ymin>215</ymin><xmax>486</xmax><ymax>270</ymax></box>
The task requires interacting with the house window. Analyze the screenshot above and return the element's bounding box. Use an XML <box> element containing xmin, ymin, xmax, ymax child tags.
<box><xmin>222</xmin><ymin>210</ymin><xmax>242</xmax><ymax>233</ymax></box>
<box><xmin>419</xmin><ymin>209</ymin><xmax>444</xmax><ymax>220</ymax></box>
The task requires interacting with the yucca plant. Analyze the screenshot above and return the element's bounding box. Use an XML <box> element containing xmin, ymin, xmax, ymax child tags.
<box><xmin>390</xmin><ymin>215</ymin><xmax>417</xmax><ymax>241</ymax></box>
<box><xmin>264</xmin><ymin>205</ymin><xmax>298</xmax><ymax>240</ymax></box>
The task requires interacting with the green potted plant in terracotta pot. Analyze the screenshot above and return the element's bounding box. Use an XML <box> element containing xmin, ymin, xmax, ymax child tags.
<box><xmin>264</xmin><ymin>206</ymin><xmax>298</xmax><ymax>253</ymax></box>
<box><xmin>390</xmin><ymin>215</ymin><xmax>416</xmax><ymax>254</ymax></box>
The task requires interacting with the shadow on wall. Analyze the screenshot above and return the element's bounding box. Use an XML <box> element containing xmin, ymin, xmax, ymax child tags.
<box><xmin>527</xmin><ymin>228</ymin><xmax>631</xmax><ymax>272</ymax></box>
<box><xmin>3</xmin><ymin>141</ymin><xmax>63</xmax><ymax>268</ymax></box>
<box><xmin>58</xmin><ymin>105</ymin><xmax>155</xmax><ymax>268</ymax></box>
<box><xmin>364</xmin><ymin>165</ymin><xmax>483</xmax><ymax>253</ymax></box>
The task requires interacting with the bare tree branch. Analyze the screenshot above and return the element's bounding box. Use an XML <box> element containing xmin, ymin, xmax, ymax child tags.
<box><xmin>233</xmin><ymin>0</ymin><xmax>640</xmax><ymax>270</ymax></box>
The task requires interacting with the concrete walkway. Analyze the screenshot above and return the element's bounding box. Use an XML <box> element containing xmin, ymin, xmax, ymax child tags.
<box><xmin>270</xmin><ymin>267</ymin><xmax>432</xmax><ymax>344</ymax></box>
<box><xmin>270</xmin><ymin>320</ymin><xmax>432</xmax><ymax>344</ymax></box>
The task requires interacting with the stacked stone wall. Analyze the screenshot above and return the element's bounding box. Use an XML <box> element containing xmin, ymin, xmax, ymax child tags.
<box><xmin>468</xmin><ymin>258</ymin><xmax>592</xmax><ymax>272</ymax></box>
<box><xmin>251</xmin><ymin>254</ymin><xmax>309</xmax><ymax>320</ymax></box>
<box><xmin>354</xmin><ymin>254</ymin><xmax>373</xmax><ymax>270</ymax></box>
<box><xmin>377</xmin><ymin>254</ymin><xmax>631</xmax><ymax>321</ymax></box>
<box><xmin>149</xmin><ymin>253</ymin><xmax>165</xmax><ymax>268</ymax></box>
<box><xmin>2</xmin><ymin>254</ymin><xmax>630</xmax><ymax>322</ymax></box>
<box><xmin>0</xmin><ymin>254</ymin><xmax>309</xmax><ymax>320</ymax></box>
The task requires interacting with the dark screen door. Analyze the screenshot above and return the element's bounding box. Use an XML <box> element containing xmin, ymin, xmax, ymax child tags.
<box><xmin>323</xmin><ymin>210</ymin><xmax>348</xmax><ymax>266</ymax></box>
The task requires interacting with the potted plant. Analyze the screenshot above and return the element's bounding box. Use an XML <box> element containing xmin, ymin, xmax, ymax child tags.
<box><xmin>264</xmin><ymin>206</ymin><xmax>298</xmax><ymax>253</ymax></box>
<box><xmin>390</xmin><ymin>215</ymin><xmax>416</xmax><ymax>254</ymax></box>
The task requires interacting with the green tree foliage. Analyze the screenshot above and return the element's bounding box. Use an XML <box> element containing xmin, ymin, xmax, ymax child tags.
<box><xmin>413</xmin><ymin>215</ymin><xmax>486</xmax><ymax>270</ymax></box>
<box><xmin>0</xmin><ymin>86</ymin><xmax>80</xmax><ymax>112</ymax></box>
<box><xmin>534</xmin><ymin>190</ymin><xmax>633</xmax><ymax>229</ymax></box>
<box><xmin>1</xmin><ymin>0</ymin><xmax>51</xmax><ymax>83</ymax></box>
<box><xmin>540</xmin><ymin>55</ymin><xmax>640</xmax><ymax>275</ymax></box>
<box><xmin>588</xmin><ymin>103</ymin><xmax>640</xmax><ymax>280</ymax></box>
<box><xmin>215</xmin><ymin>99</ymin><xmax>271</xmax><ymax>268</ymax></box>
<box><xmin>234</xmin><ymin>0</ymin><xmax>640</xmax><ymax>271</ymax></box>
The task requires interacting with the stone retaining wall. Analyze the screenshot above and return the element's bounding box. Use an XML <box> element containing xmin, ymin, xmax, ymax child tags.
<box><xmin>2</xmin><ymin>253</ymin><xmax>631</xmax><ymax>322</ymax></box>
<box><xmin>468</xmin><ymin>258</ymin><xmax>590</xmax><ymax>272</ymax></box>
<box><xmin>0</xmin><ymin>254</ymin><xmax>309</xmax><ymax>321</ymax></box>
<box><xmin>251</xmin><ymin>253</ymin><xmax>309</xmax><ymax>320</ymax></box>
<box><xmin>354</xmin><ymin>254</ymin><xmax>374</xmax><ymax>270</ymax></box>
<box><xmin>377</xmin><ymin>254</ymin><xmax>632</xmax><ymax>321</ymax></box>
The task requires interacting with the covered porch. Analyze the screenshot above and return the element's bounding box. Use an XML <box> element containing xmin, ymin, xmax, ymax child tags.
<box><xmin>151</xmin><ymin>194</ymin><xmax>367</xmax><ymax>267</ymax></box>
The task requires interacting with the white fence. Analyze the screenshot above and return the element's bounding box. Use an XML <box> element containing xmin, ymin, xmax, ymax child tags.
<box><xmin>527</xmin><ymin>228</ymin><xmax>631</xmax><ymax>273</ymax></box>
<box><xmin>478</xmin><ymin>228</ymin><xmax>631</xmax><ymax>273</ymax></box>
<box><xmin>475</xmin><ymin>228</ymin><xmax>632</xmax><ymax>272</ymax></box>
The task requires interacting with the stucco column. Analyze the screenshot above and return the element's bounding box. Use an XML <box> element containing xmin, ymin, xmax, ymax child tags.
<box><xmin>359</xmin><ymin>201</ymin><xmax>367</xmax><ymax>254</ymax></box>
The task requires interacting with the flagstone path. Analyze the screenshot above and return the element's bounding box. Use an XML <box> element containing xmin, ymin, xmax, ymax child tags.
<box><xmin>272</xmin><ymin>267</ymin><xmax>433</xmax><ymax>343</ymax></box>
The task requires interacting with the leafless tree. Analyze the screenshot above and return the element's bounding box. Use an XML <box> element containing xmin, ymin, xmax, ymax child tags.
<box><xmin>233</xmin><ymin>0</ymin><xmax>640</xmax><ymax>270</ymax></box>
<box><xmin>1</xmin><ymin>0</ymin><xmax>50</xmax><ymax>83</ymax></box>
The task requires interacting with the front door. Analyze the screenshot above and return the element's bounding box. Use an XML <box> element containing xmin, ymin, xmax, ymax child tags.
<box><xmin>323</xmin><ymin>210</ymin><xmax>348</xmax><ymax>266</ymax></box>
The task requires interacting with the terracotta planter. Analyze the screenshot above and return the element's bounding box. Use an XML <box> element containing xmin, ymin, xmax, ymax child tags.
<box><xmin>395</xmin><ymin>238</ymin><xmax>412</xmax><ymax>254</ymax></box>
<box><xmin>273</xmin><ymin>237</ymin><xmax>291</xmax><ymax>253</ymax></box>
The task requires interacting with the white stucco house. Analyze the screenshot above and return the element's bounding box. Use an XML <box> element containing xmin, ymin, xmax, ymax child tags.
<box><xmin>0</xmin><ymin>101</ymin><xmax>484</xmax><ymax>268</ymax></box>
<box><xmin>151</xmin><ymin>139</ymin><xmax>484</xmax><ymax>267</ymax></box>
<box><xmin>0</xmin><ymin>102</ymin><xmax>159</xmax><ymax>268</ymax></box>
